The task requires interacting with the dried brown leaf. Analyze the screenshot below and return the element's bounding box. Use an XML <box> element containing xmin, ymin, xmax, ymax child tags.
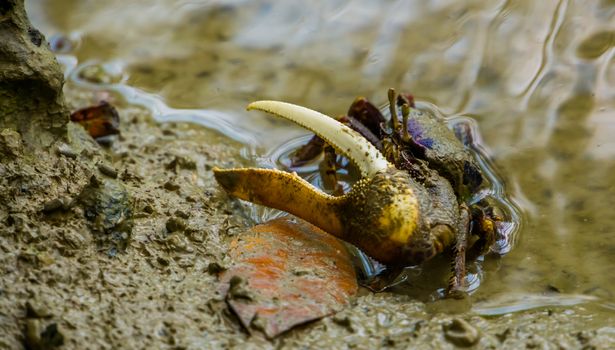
<box><xmin>70</xmin><ymin>101</ymin><xmax>120</xmax><ymax>139</ymax></box>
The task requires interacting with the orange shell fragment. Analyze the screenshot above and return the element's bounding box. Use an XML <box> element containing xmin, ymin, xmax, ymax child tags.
<box><xmin>218</xmin><ymin>217</ymin><xmax>358</xmax><ymax>338</ymax></box>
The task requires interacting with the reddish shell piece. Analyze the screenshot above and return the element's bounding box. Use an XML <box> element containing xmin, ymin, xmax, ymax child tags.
<box><xmin>219</xmin><ymin>217</ymin><xmax>358</xmax><ymax>338</ymax></box>
<box><xmin>70</xmin><ymin>101</ymin><xmax>120</xmax><ymax>139</ymax></box>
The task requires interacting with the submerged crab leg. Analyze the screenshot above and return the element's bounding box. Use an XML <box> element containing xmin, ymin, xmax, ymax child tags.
<box><xmin>320</xmin><ymin>145</ymin><xmax>344</xmax><ymax>196</ymax></box>
<box><xmin>448</xmin><ymin>204</ymin><xmax>470</xmax><ymax>296</ymax></box>
<box><xmin>291</xmin><ymin>135</ymin><xmax>325</xmax><ymax>167</ymax></box>
<box><xmin>466</xmin><ymin>203</ymin><xmax>499</xmax><ymax>261</ymax></box>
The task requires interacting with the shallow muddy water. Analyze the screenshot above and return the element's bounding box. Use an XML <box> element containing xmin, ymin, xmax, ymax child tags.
<box><xmin>26</xmin><ymin>0</ymin><xmax>615</xmax><ymax>343</ymax></box>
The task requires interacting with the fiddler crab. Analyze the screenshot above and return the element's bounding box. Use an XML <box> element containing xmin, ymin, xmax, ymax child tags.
<box><xmin>214</xmin><ymin>89</ymin><xmax>504</xmax><ymax>296</ymax></box>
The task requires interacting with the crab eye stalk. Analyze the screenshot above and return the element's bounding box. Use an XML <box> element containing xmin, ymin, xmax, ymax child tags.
<box><xmin>388</xmin><ymin>88</ymin><xmax>401</xmax><ymax>134</ymax></box>
<box><xmin>214</xmin><ymin>100</ymin><xmax>431</xmax><ymax>266</ymax></box>
<box><xmin>401</xmin><ymin>103</ymin><xmax>411</xmax><ymax>143</ymax></box>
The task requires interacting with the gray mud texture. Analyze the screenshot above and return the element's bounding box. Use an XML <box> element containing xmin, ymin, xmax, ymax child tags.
<box><xmin>0</xmin><ymin>90</ymin><xmax>252</xmax><ymax>349</ymax></box>
<box><xmin>0</xmin><ymin>0</ymin><xmax>68</xmax><ymax>147</ymax></box>
<box><xmin>0</xmin><ymin>92</ymin><xmax>614</xmax><ymax>349</ymax></box>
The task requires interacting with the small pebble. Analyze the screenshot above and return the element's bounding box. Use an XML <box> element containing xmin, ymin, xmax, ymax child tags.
<box><xmin>443</xmin><ymin>318</ymin><xmax>480</xmax><ymax>347</ymax></box>
<box><xmin>157</xmin><ymin>256</ymin><xmax>170</xmax><ymax>266</ymax></box>
<box><xmin>57</xmin><ymin>143</ymin><xmax>77</xmax><ymax>159</ymax></box>
<box><xmin>228</xmin><ymin>275</ymin><xmax>253</xmax><ymax>301</ymax></box>
<box><xmin>163</xmin><ymin>181</ymin><xmax>180</xmax><ymax>191</ymax></box>
<box><xmin>26</xmin><ymin>301</ymin><xmax>52</xmax><ymax>318</ymax></box>
<box><xmin>42</xmin><ymin>197</ymin><xmax>72</xmax><ymax>213</ymax></box>
<box><xmin>207</xmin><ymin>262</ymin><xmax>226</xmax><ymax>275</ymax></box>
<box><xmin>166</xmin><ymin>217</ymin><xmax>186</xmax><ymax>233</ymax></box>
<box><xmin>98</xmin><ymin>163</ymin><xmax>118</xmax><ymax>178</ymax></box>
<box><xmin>42</xmin><ymin>198</ymin><xmax>63</xmax><ymax>213</ymax></box>
<box><xmin>142</xmin><ymin>204</ymin><xmax>155</xmax><ymax>214</ymax></box>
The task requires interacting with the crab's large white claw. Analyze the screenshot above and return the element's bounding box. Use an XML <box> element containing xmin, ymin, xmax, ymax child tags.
<box><xmin>247</xmin><ymin>100</ymin><xmax>391</xmax><ymax>178</ymax></box>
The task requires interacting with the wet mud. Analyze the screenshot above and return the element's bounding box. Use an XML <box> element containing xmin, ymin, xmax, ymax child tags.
<box><xmin>0</xmin><ymin>89</ymin><xmax>252</xmax><ymax>348</ymax></box>
<box><xmin>1</xmin><ymin>87</ymin><xmax>614</xmax><ymax>349</ymax></box>
<box><xmin>2</xmin><ymin>0</ymin><xmax>615</xmax><ymax>348</ymax></box>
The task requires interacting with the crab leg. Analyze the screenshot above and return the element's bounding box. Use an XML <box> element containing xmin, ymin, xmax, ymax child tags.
<box><xmin>291</xmin><ymin>134</ymin><xmax>325</xmax><ymax>167</ymax></box>
<box><xmin>466</xmin><ymin>204</ymin><xmax>498</xmax><ymax>261</ymax></box>
<box><xmin>340</xmin><ymin>116</ymin><xmax>383</xmax><ymax>150</ymax></box>
<box><xmin>320</xmin><ymin>145</ymin><xmax>344</xmax><ymax>196</ymax></box>
<box><xmin>448</xmin><ymin>204</ymin><xmax>470</xmax><ymax>296</ymax></box>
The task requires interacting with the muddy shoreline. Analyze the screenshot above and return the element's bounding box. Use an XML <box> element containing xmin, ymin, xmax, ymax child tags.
<box><xmin>1</xmin><ymin>0</ymin><xmax>615</xmax><ymax>347</ymax></box>
<box><xmin>1</xmin><ymin>85</ymin><xmax>614</xmax><ymax>349</ymax></box>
